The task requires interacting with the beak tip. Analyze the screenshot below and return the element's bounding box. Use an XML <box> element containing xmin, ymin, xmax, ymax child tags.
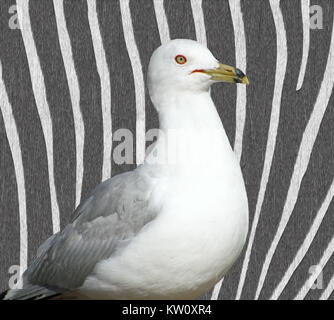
<box><xmin>203</xmin><ymin>63</ymin><xmax>249</xmax><ymax>85</ymax></box>
<box><xmin>235</xmin><ymin>68</ymin><xmax>245</xmax><ymax>78</ymax></box>
<box><xmin>233</xmin><ymin>76</ymin><xmax>249</xmax><ymax>85</ymax></box>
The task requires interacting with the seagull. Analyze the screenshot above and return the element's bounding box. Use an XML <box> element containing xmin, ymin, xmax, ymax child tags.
<box><xmin>3</xmin><ymin>39</ymin><xmax>249</xmax><ymax>300</ymax></box>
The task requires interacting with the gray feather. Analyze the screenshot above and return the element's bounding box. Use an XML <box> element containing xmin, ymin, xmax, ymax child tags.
<box><xmin>4</xmin><ymin>284</ymin><xmax>61</xmax><ymax>300</ymax></box>
<box><xmin>10</xmin><ymin>168</ymin><xmax>157</xmax><ymax>297</ymax></box>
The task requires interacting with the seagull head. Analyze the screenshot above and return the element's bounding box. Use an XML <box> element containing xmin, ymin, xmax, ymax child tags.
<box><xmin>148</xmin><ymin>39</ymin><xmax>249</xmax><ymax>105</ymax></box>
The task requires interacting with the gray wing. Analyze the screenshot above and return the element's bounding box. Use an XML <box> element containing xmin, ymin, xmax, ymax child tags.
<box><xmin>24</xmin><ymin>168</ymin><xmax>157</xmax><ymax>290</ymax></box>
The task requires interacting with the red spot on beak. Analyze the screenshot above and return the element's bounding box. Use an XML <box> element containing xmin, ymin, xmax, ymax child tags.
<box><xmin>191</xmin><ymin>69</ymin><xmax>204</xmax><ymax>74</ymax></box>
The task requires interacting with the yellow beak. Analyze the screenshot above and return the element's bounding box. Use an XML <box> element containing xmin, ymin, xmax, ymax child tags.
<box><xmin>202</xmin><ymin>63</ymin><xmax>249</xmax><ymax>85</ymax></box>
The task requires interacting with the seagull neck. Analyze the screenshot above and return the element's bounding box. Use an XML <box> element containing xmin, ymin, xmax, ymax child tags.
<box><xmin>157</xmin><ymin>91</ymin><xmax>224</xmax><ymax>131</ymax></box>
<box><xmin>146</xmin><ymin>91</ymin><xmax>235</xmax><ymax>173</ymax></box>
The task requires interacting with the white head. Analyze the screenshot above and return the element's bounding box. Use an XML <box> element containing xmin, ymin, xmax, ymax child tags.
<box><xmin>148</xmin><ymin>39</ymin><xmax>248</xmax><ymax>107</ymax></box>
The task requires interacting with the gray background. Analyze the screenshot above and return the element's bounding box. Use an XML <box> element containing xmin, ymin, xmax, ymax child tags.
<box><xmin>0</xmin><ymin>0</ymin><xmax>333</xmax><ymax>299</ymax></box>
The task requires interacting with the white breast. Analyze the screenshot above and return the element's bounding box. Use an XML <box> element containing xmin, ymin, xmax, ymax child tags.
<box><xmin>78</xmin><ymin>158</ymin><xmax>248</xmax><ymax>299</ymax></box>
<box><xmin>78</xmin><ymin>92</ymin><xmax>249</xmax><ymax>299</ymax></box>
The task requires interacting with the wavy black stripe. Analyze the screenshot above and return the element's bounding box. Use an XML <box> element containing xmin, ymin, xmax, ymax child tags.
<box><xmin>224</xmin><ymin>0</ymin><xmax>277</xmax><ymax>300</ymax></box>
<box><xmin>257</xmin><ymin>0</ymin><xmax>334</xmax><ymax>299</ymax></box>
<box><xmin>0</xmin><ymin>105</ymin><xmax>20</xmax><ymax>292</ymax></box>
<box><xmin>63</xmin><ymin>0</ymin><xmax>103</xmax><ymax>200</ymax></box>
<box><xmin>164</xmin><ymin>0</ymin><xmax>196</xmax><ymax>41</ymax></box>
<box><xmin>130</xmin><ymin>0</ymin><xmax>160</xmax><ymax>138</ymax></box>
<box><xmin>1</xmin><ymin>0</ymin><xmax>53</xmax><ymax>267</ymax></box>
<box><xmin>96</xmin><ymin>0</ymin><xmax>137</xmax><ymax>176</ymax></box>
<box><xmin>279</xmin><ymin>86</ymin><xmax>334</xmax><ymax>300</ymax></box>
<box><xmin>29</xmin><ymin>0</ymin><xmax>76</xmax><ymax>228</ymax></box>
<box><xmin>203</xmin><ymin>0</ymin><xmax>236</xmax><ymax>149</ymax></box>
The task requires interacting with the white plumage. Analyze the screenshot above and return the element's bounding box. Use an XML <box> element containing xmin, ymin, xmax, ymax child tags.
<box><xmin>5</xmin><ymin>39</ymin><xmax>249</xmax><ymax>300</ymax></box>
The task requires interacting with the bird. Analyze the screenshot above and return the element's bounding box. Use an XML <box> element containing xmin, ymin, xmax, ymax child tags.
<box><xmin>3</xmin><ymin>39</ymin><xmax>249</xmax><ymax>300</ymax></box>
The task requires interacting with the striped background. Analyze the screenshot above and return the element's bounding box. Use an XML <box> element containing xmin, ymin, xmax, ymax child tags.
<box><xmin>0</xmin><ymin>0</ymin><xmax>333</xmax><ymax>300</ymax></box>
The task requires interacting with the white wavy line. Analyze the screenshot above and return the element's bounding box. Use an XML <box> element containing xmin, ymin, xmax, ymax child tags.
<box><xmin>295</xmin><ymin>236</ymin><xmax>334</xmax><ymax>300</ymax></box>
<box><xmin>271</xmin><ymin>178</ymin><xmax>334</xmax><ymax>299</ymax></box>
<box><xmin>236</xmin><ymin>0</ymin><xmax>287</xmax><ymax>300</ymax></box>
<box><xmin>87</xmin><ymin>0</ymin><xmax>112</xmax><ymax>181</ymax></box>
<box><xmin>0</xmin><ymin>59</ymin><xmax>28</xmax><ymax>274</ymax></box>
<box><xmin>190</xmin><ymin>0</ymin><xmax>207</xmax><ymax>46</ymax></box>
<box><xmin>320</xmin><ymin>273</ymin><xmax>334</xmax><ymax>300</ymax></box>
<box><xmin>153</xmin><ymin>0</ymin><xmax>170</xmax><ymax>44</ymax></box>
<box><xmin>256</xmin><ymin>10</ymin><xmax>334</xmax><ymax>299</ymax></box>
<box><xmin>17</xmin><ymin>0</ymin><xmax>60</xmax><ymax>234</ymax></box>
<box><xmin>210</xmin><ymin>0</ymin><xmax>247</xmax><ymax>300</ymax></box>
<box><xmin>296</xmin><ymin>0</ymin><xmax>310</xmax><ymax>91</ymax></box>
<box><xmin>120</xmin><ymin>0</ymin><xmax>146</xmax><ymax>166</ymax></box>
<box><xmin>229</xmin><ymin>0</ymin><xmax>247</xmax><ymax>162</ymax></box>
<box><xmin>53</xmin><ymin>0</ymin><xmax>85</xmax><ymax>207</ymax></box>
<box><xmin>211</xmin><ymin>278</ymin><xmax>224</xmax><ymax>300</ymax></box>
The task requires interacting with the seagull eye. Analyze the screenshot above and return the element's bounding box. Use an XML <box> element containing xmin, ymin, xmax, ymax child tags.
<box><xmin>175</xmin><ymin>55</ymin><xmax>187</xmax><ymax>65</ymax></box>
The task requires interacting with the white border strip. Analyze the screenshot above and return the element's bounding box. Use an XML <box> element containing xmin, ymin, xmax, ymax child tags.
<box><xmin>153</xmin><ymin>0</ymin><xmax>170</xmax><ymax>44</ymax></box>
<box><xmin>229</xmin><ymin>0</ymin><xmax>247</xmax><ymax>161</ymax></box>
<box><xmin>211</xmin><ymin>277</ymin><xmax>224</xmax><ymax>300</ymax></box>
<box><xmin>120</xmin><ymin>0</ymin><xmax>146</xmax><ymax>165</ymax></box>
<box><xmin>320</xmin><ymin>273</ymin><xmax>334</xmax><ymax>300</ymax></box>
<box><xmin>296</xmin><ymin>0</ymin><xmax>310</xmax><ymax>91</ymax></box>
<box><xmin>53</xmin><ymin>0</ymin><xmax>85</xmax><ymax>207</ymax></box>
<box><xmin>87</xmin><ymin>0</ymin><xmax>112</xmax><ymax>181</ymax></box>
<box><xmin>255</xmin><ymin>8</ymin><xmax>334</xmax><ymax>299</ymax></box>
<box><xmin>190</xmin><ymin>0</ymin><xmax>207</xmax><ymax>46</ymax></box>
<box><xmin>17</xmin><ymin>0</ymin><xmax>60</xmax><ymax>233</ymax></box>
<box><xmin>0</xmin><ymin>59</ymin><xmax>28</xmax><ymax>273</ymax></box>
<box><xmin>295</xmin><ymin>236</ymin><xmax>334</xmax><ymax>300</ymax></box>
<box><xmin>271</xmin><ymin>178</ymin><xmax>334</xmax><ymax>299</ymax></box>
<box><xmin>211</xmin><ymin>0</ymin><xmax>247</xmax><ymax>299</ymax></box>
<box><xmin>237</xmin><ymin>0</ymin><xmax>288</xmax><ymax>299</ymax></box>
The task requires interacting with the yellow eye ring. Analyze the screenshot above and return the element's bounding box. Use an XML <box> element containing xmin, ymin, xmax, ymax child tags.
<box><xmin>175</xmin><ymin>55</ymin><xmax>187</xmax><ymax>65</ymax></box>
